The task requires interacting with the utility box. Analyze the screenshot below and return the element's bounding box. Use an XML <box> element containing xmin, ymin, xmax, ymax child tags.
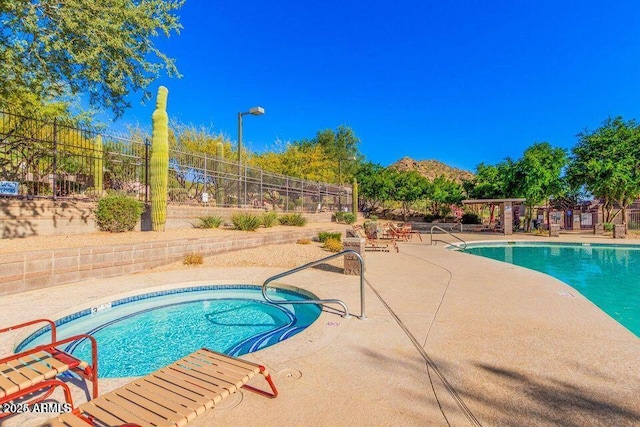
<box><xmin>549</xmin><ymin>224</ymin><xmax>560</xmax><ymax>237</ymax></box>
<box><xmin>343</xmin><ymin>237</ymin><xmax>365</xmax><ymax>275</ymax></box>
<box><xmin>613</xmin><ymin>224</ymin><xmax>626</xmax><ymax>239</ymax></box>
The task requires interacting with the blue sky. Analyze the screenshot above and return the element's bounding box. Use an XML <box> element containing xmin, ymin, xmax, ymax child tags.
<box><xmin>117</xmin><ymin>1</ymin><xmax>640</xmax><ymax>172</ymax></box>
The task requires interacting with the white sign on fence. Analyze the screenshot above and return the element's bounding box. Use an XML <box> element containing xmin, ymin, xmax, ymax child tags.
<box><xmin>0</xmin><ymin>181</ymin><xmax>19</xmax><ymax>195</ymax></box>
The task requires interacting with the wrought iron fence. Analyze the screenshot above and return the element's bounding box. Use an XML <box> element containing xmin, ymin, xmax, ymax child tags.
<box><xmin>167</xmin><ymin>148</ymin><xmax>349</xmax><ymax>211</ymax></box>
<box><xmin>0</xmin><ymin>110</ymin><xmax>351</xmax><ymax>212</ymax></box>
<box><xmin>629</xmin><ymin>209</ymin><xmax>640</xmax><ymax>230</ymax></box>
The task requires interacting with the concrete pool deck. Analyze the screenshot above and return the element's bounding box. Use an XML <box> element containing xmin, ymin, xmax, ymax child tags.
<box><xmin>1</xmin><ymin>232</ymin><xmax>639</xmax><ymax>426</ymax></box>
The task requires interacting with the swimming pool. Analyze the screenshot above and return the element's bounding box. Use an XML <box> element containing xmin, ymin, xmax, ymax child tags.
<box><xmin>17</xmin><ymin>285</ymin><xmax>321</xmax><ymax>378</ymax></box>
<box><xmin>462</xmin><ymin>242</ymin><xmax>640</xmax><ymax>338</ymax></box>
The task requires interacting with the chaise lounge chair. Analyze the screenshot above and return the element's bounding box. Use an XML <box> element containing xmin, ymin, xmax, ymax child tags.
<box><xmin>400</xmin><ymin>222</ymin><xmax>422</xmax><ymax>241</ymax></box>
<box><xmin>351</xmin><ymin>225</ymin><xmax>398</xmax><ymax>253</ymax></box>
<box><xmin>40</xmin><ymin>348</ymin><xmax>278</xmax><ymax>427</ymax></box>
<box><xmin>0</xmin><ymin>319</ymin><xmax>98</xmax><ymax>418</ymax></box>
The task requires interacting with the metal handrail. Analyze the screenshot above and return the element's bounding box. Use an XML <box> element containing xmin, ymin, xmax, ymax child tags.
<box><xmin>430</xmin><ymin>225</ymin><xmax>467</xmax><ymax>250</ymax></box>
<box><xmin>261</xmin><ymin>249</ymin><xmax>366</xmax><ymax>320</ymax></box>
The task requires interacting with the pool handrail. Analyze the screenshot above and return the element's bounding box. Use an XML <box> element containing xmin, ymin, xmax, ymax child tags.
<box><xmin>261</xmin><ymin>249</ymin><xmax>366</xmax><ymax>320</ymax></box>
<box><xmin>430</xmin><ymin>225</ymin><xmax>467</xmax><ymax>250</ymax></box>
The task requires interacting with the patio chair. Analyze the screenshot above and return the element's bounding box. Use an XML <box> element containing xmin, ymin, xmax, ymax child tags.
<box><xmin>0</xmin><ymin>319</ymin><xmax>98</xmax><ymax>418</ymax></box>
<box><xmin>352</xmin><ymin>225</ymin><xmax>398</xmax><ymax>253</ymax></box>
<box><xmin>380</xmin><ymin>222</ymin><xmax>409</xmax><ymax>242</ymax></box>
<box><xmin>40</xmin><ymin>348</ymin><xmax>278</xmax><ymax>427</ymax></box>
<box><xmin>400</xmin><ymin>222</ymin><xmax>422</xmax><ymax>241</ymax></box>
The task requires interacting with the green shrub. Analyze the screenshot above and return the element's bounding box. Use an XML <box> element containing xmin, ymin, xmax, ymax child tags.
<box><xmin>461</xmin><ymin>213</ymin><xmax>481</xmax><ymax>224</ymax></box>
<box><xmin>193</xmin><ymin>215</ymin><xmax>223</xmax><ymax>229</ymax></box>
<box><xmin>94</xmin><ymin>194</ymin><xmax>144</xmax><ymax>232</ymax></box>
<box><xmin>261</xmin><ymin>211</ymin><xmax>279</xmax><ymax>228</ymax></box>
<box><xmin>278</xmin><ymin>213</ymin><xmax>307</xmax><ymax>226</ymax></box>
<box><xmin>318</xmin><ymin>231</ymin><xmax>342</xmax><ymax>242</ymax></box>
<box><xmin>231</xmin><ymin>212</ymin><xmax>262</xmax><ymax>231</ymax></box>
<box><xmin>342</xmin><ymin>212</ymin><xmax>357</xmax><ymax>224</ymax></box>
<box><xmin>603</xmin><ymin>222</ymin><xmax>614</xmax><ymax>232</ymax></box>
<box><xmin>369</xmin><ymin>215</ymin><xmax>378</xmax><ymax>221</ymax></box>
<box><xmin>322</xmin><ymin>237</ymin><xmax>343</xmax><ymax>252</ymax></box>
<box><xmin>332</xmin><ymin>211</ymin><xmax>356</xmax><ymax>224</ymax></box>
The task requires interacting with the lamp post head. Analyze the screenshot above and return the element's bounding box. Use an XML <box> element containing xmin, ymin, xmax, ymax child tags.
<box><xmin>249</xmin><ymin>106</ymin><xmax>265</xmax><ymax>116</ymax></box>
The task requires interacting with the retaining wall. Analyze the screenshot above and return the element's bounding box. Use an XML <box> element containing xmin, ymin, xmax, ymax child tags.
<box><xmin>0</xmin><ymin>225</ymin><xmax>346</xmax><ymax>297</ymax></box>
<box><xmin>0</xmin><ymin>199</ymin><xmax>334</xmax><ymax>238</ymax></box>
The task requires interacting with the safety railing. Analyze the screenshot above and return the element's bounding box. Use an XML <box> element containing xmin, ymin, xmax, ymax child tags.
<box><xmin>429</xmin><ymin>225</ymin><xmax>467</xmax><ymax>250</ymax></box>
<box><xmin>261</xmin><ymin>249</ymin><xmax>366</xmax><ymax>320</ymax></box>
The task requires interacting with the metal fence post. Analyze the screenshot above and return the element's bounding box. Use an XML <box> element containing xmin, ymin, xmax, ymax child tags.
<box><xmin>52</xmin><ymin>119</ymin><xmax>58</xmax><ymax>200</ymax></box>
<box><xmin>204</xmin><ymin>153</ymin><xmax>208</xmax><ymax>197</ymax></box>
<box><xmin>243</xmin><ymin>164</ymin><xmax>247</xmax><ymax>207</ymax></box>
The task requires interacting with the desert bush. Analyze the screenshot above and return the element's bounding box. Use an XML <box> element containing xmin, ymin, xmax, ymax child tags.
<box><xmin>231</xmin><ymin>212</ymin><xmax>262</xmax><ymax>231</ymax></box>
<box><xmin>332</xmin><ymin>211</ymin><xmax>344</xmax><ymax>222</ymax></box>
<box><xmin>322</xmin><ymin>237</ymin><xmax>343</xmax><ymax>252</ymax></box>
<box><xmin>94</xmin><ymin>194</ymin><xmax>144</xmax><ymax>232</ymax></box>
<box><xmin>278</xmin><ymin>213</ymin><xmax>307</xmax><ymax>226</ymax></box>
<box><xmin>296</xmin><ymin>238</ymin><xmax>312</xmax><ymax>245</ymax></box>
<box><xmin>261</xmin><ymin>211</ymin><xmax>279</xmax><ymax>228</ymax></box>
<box><xmin>183</xmin><ymin>252</ymin><xmax>203</xmax><ymax>265</ymax></box>
<box><xmin>193</xmin><ymin>215</ymin><xmax>223</xmax><ymax>229</ymax></box>
<box><xmin>342</xmin><ymin>212</ymin><xmax>357</xmax><ymax>224</ymax></box>
<box><xmin>332</xmin><ymin>211</ymin><xmax>356</xmax><ymax>224</ymax></box>
<box><xmin>318</xmin><ymin>231</ymin><xmax>342</xmax><ymax>242</ymax></box>
<box><xmin>603</xmin><ymin>222</ymin><xmax>614</xmax><ymax>232</ymax></box>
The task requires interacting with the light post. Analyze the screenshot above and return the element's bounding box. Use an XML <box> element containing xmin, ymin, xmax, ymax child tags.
<box><xmin>237</xmin><ymin>106</ymin><xmax>265</xmax><ymax>207</ymax></box>
<box><xmin>338</xmin><ymin>156</ymin><xmax>356</xmax><ymax>212</ymax></box>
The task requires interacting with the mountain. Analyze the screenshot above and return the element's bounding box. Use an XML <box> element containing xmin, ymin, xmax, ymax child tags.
<box><xmin>390</xmin><ymin>157</ymin><xmax>474</xmax><ymax>184</ymax></box>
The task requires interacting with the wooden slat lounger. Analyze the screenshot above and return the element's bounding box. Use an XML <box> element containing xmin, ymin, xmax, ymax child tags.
<box><xmin>40</xmin><ymin>348</ymin><xmax>278</xmax><ymax>427</ymax></box>
<box><xmin>0</xmin><ymin>319</ymin><xmax>98</xmax><ymax>418</ymax></box>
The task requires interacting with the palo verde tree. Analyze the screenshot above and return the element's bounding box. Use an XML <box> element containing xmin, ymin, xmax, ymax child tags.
<box><xmin>253</xmin><ymin>125</ymin><xmax>363</xmax><ymax>184</ymax></box>
<box><xmin>567</xmin><ymin>116</ymin><xmax>640</xmax><ymax>225</ymax></box>
<box><xmin>513</xmin><ymin>142</ymin><xmax>567</xmax><ymax>231</ymax></box>
<box><xmin>252</xmin><ymin>141</ymin><xmax>336</xmax><ymax>182</ymax></box>
<box><xmin>0</xmin><ymin>0</ymin><xmax>184</xmax><ymax>117</ymax></box>
<box><xmin>295</xmin><ymin>125</ymin><xmax>363</xmax><ymax>183</ymax></box>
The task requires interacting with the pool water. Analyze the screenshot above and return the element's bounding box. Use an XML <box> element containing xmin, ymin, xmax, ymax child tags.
<box><xmin>464</xmin><ymin>243</ymin><xmax>640</xmax><ymax>338</ymax></box>
<box><xmin>18</xmin><ymin>286</ymin><xmax>321</xmax><ymax>378</ymax></box>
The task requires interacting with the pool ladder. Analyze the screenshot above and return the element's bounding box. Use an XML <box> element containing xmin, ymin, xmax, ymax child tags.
<box><xmin>429</xmin><ymin>225</ymin><xmax>467</xmax><ymax>250</ymax></box>
<box><xmin>261</xmin><ymin>249</ymin><xmax>366</xmax><ymax>320</ymax></box>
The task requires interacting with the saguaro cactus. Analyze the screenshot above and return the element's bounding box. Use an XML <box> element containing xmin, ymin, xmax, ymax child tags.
<box><xmin>150</xmin><ymin>86</ymin><xmax>169</xmax><ymax>231</ymax></box>
<box><xmin>93</xmin><ymin>135</ymin><xmax>103</xmax><ymax>194</ymax></box>
<box><xmin>215</xmin><ymin>140</ymin><xmax>225</xmax><ymax>206</ymax></box>
<box><xmin>352</xmin><ymin>177</ymin><xmax>358</xmax><ymax>215</ymax></box>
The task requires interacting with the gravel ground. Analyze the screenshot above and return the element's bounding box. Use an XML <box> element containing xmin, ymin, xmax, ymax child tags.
<box><xmin>150</xmin><ymin>241</ymin><xmax>343</xmax><ymax>271</ymax></box>
<box><xmin>0</xmin><ymin>222</ymin><xmax>336</xmax><ymax>254</ymax></box>
<box><xmin>0</xmin><ymin>223</ymin><xmax>345</xmax><ymax>269</ymax></box>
